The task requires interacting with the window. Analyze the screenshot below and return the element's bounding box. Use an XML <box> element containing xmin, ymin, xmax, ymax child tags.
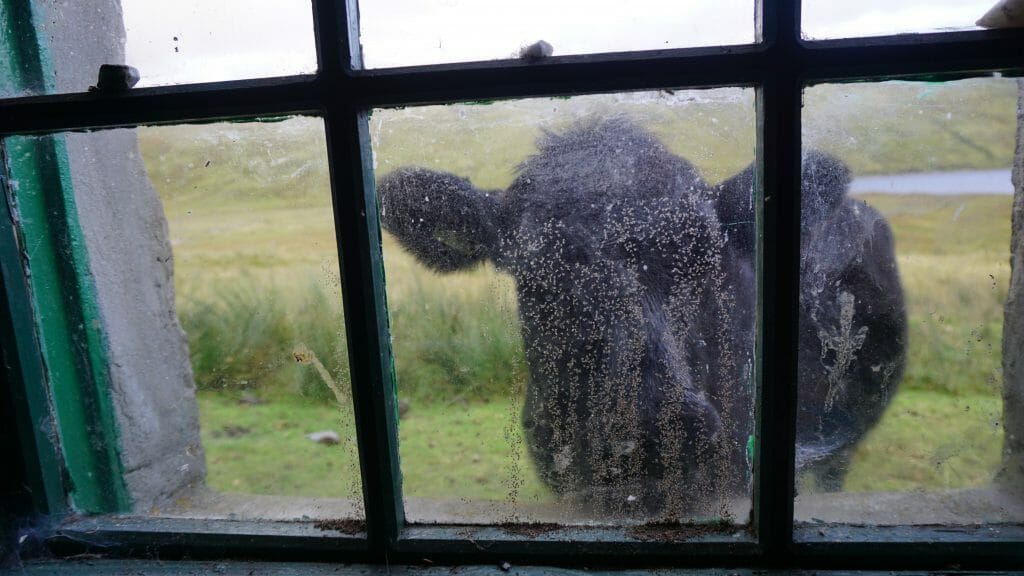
<box><xmin>1</xmin><ymin>0</ymin><xmax>1023</xmax><ymax>571</ymax></box>
<box><xmin>795</xmin><ymin>79</ymin><xmax>1022</xmax><ymax>526</ymax></box>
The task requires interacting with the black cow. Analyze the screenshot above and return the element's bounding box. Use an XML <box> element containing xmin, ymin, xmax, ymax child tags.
<box><xmin>378</xmin><ymin>117</ymin><xmax>905</xmax><ymax>517</ymax></box>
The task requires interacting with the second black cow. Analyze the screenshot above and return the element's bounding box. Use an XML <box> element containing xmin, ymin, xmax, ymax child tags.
<box><xmin>379</xmin><ymin>117</ymin><xmax>906</xmax><ymax>518</ymax></box>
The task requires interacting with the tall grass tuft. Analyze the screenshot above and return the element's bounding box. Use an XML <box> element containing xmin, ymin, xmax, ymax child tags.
<box><xmin>176</xmin><ymin>269</ymin><xmax>529</xmax><ymax>404</ymax></box>
<box><xmin>387</xmin><ymin>272</ymin><xmax>528</xmax><ymax>402</ymax></box>
<box><xmin>178</xmin><ymin>278</ymin><xmax>351</xmax><ymax>403</ymax></box>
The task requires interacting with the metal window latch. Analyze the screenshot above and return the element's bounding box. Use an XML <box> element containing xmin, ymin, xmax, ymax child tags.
<box><xmin>89</xmin><ymin>64</ymin><xmax>141</xmax><ymax>92</ymax></box>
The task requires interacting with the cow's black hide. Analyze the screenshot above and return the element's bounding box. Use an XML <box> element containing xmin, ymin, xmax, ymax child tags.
<box><xmin>378</xmin><ymin>117</ymin><xmax>906</xmax><ymax>516</ymax></box>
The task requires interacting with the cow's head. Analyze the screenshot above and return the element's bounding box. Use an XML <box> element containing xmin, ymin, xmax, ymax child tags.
<box><xmin>378</xmin><ymin>119</ymin><xmax>750</xmax><ymax>514</ymax></box>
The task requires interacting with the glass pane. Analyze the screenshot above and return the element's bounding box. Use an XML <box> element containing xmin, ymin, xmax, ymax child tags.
<box><xmin>357</xmin><ymin>0</ymin><xmax>756</xmax><ymax>69</ymax></box>
<box><xmin>1</xmin><ymin>0</ymin><xmax>316</xmax><ymax>97</ymax></box>
<box><xmin>795</xmin><ymin>78</ymin><xmax>1024</xmax><ymax>525</ymax></box>
<box><xmin>123</xmin><ymin>0</ymin><xmax>317</xmax><ymax>87</ymax></box>
<box><xmin>373</xmin><ymin>90</ymin><xmax>757</xmax><ymax>525</ymax></box>
<box><xmin>4</xmin><ymin>118</ymin><xmax>363</xmax><ymax>523</ymax></box>
<box><xmin>802</xmin><ymin>0</ymin><xmax>993</xmax><ymax>40</ymax></box>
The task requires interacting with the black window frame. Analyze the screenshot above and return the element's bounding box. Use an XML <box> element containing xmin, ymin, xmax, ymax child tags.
<box><xmin>1</xmin><ymin>0</ymin><xmax>1023</xmax><ymax>570</ymax></box>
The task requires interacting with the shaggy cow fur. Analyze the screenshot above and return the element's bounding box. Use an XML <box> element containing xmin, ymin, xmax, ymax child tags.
<box><xmin>378</xmin><ymin>117</ymin><xmax>906</xmax><ymax>517</ymax></box>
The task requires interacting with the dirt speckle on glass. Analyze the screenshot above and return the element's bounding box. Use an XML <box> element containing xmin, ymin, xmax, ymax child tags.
<box><xmin>626</xmin><ymin>519</ymin><xmax>744</xmax><ymax>542</ymax></box>
<box><xmin>497</xmin><ymin>522</ymin><xmax>562</xmax><ymax>538</ymax></box>
<box><xmin>313</xmin><ymin>518</ymin><xmax>366</xmax><ymax>534</ymax></box>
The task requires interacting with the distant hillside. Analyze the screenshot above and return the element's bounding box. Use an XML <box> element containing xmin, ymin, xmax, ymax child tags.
<box><xmin>804</xmin><ymin>78</ymin><xmax>1018</xmax><ymax>175</ymax></box>
<box><xmin>138</xmin><ymin>78</ymin><xmax>1019</xmax><ymax>205</ymax></box>
<box><xmin>137</xmin><ymin>117</ymin><xmax>331</xmax><ymax>206</ymax></box>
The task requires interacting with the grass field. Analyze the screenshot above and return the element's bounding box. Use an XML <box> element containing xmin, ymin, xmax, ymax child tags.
<box><xmin>138</xmin><ymin>79</ymin><xmax>1018</xmax><ymax>506</ymax></box>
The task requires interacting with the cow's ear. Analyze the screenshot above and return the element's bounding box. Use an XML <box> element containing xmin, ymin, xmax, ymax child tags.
<box><xmin>377</xmin><ymin>167</ymin><xmax>501</xmax><ymax>273</ymax></box>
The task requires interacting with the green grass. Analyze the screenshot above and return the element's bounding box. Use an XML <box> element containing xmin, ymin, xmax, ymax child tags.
<box><xmin>199</xmin><ymin>389</ymin><xmax>1005</xmax><ymax>500</ymax></box>
<box><xmin>843</xmin><ymin>390</ymin><xmax>1004</xmax><ymax>492</ymax></box>
<box><xmin>180</xmin><ymin>280</ymin><xmax>351</xmax><ymax>403</ymax></box>
<box><xmin>198</xmin><ymin>392</ymin><xmax>551</xmax><ymax>502</ymax></box>
<box><xmin>198</xmin><ymin>390</ymin><xmax>361</xmax><ymax>499</ymax></box>
<box><xmin>860</xmin><ymin>194</ymin><xmax>1011</xmax><ymax>397</ymax></box>
<box><xmin>139</xmin><ymin>80</ymin><xmax>1019</xmax><ymax>502</ymax></box>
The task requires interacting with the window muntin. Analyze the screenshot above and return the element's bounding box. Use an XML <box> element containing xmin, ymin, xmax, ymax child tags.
<box><xmin>356</xmin><ymin>0</ymin><xmax>757</xmax><ymax>69</ymax></box>
<box><xmin>801</xmin><ymin>0</ymin><xmax>995</xmax><ymax>40</ymax></box>
<box><xmin>795</xmin><ymin>78</ymin><xmax>1022</xmax><ymax>525</ymax></box>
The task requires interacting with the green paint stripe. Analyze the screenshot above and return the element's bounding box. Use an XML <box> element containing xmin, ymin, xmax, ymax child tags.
<box><xmin>0</xmin><ymin>0</ymin><xmax>128</xmax><ymax>513</ymax></box>
<box><xmin>51</xmin><ymin>139</ymin><xmax>130</xmax><ymax>511</ymax></box>
<box><xmin>5</xmin><ymin>136</ymin><xmax>128</xmax><ymax>513</ymax></box>
<box><xmin>0</xmin><ymin>0</ymin><xmax>44</xmax><ymax>96</ymax></box>
<box><xmin>0</xmin><ymin>141</ymin><xmax>66</xmax><ymax>515</ymax></box>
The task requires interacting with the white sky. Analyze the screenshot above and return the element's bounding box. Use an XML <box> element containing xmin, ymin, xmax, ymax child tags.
<box><xmin>121</xmin><ymin>0</ymin><xmax>996</xmax><ymax>86</ymax></box>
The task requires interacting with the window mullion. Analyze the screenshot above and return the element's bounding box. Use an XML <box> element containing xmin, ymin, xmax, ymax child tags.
<box><xmin>754</xmin><ymin>0</ymin><xmax>801</xmax><ymax>563</ymax></box>
<box><xmin>754</xmin><ymin>70</ymin><xmax>801</xmax><ymax>563</ymax></box>
<box><xmin>315</xmin><ymin>0</ymin><xmax>405</xmax><ymax>557</ymax></box>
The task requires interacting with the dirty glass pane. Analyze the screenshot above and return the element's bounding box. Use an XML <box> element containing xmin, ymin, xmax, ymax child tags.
<box><xmin>1</xmin><ymin>0</ymin><xmax>316</xmax><ymax>97</ymax></box>
<box><xmin>5</xmin><ymin>118</ymin><xmax>363</xmax><ymax>524</ymax></box>
<box><xmin>357</xmin><ymin>0</ymin><xmax>756</xmax><ymax>69</ymax></box>
<box><xmin>802</xmin><ymin>0</ymin><xmax>995</xmax><ymax>40</ymax></box>
<box><xmin>372</xmin><ymin>90</ymin><xmax>757</xmax><ymax>526</ymax></box>
<box><xmin>795</xmin><ymin>78</ymin><xmax>1024</xmax><ymax>525</ymax></box>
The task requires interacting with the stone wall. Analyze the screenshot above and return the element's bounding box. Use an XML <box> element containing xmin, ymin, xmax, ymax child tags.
<box><xmin>1000</xmin><ymin>79</ymin><xmax>1024</xmax><ymax>487</ymax></box>
<box><xmin>33</xmin><ymin>1</ymin><xmax>206</xmax><ymax>512</ymax></box>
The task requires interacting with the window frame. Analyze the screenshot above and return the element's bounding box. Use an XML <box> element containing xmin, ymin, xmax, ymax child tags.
<box><xmin>1</xmin><ymin>0</ymin><xmax>1023</xmax><ymax>570</ymax></box>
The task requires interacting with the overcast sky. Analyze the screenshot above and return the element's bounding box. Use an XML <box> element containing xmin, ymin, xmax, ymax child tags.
<box><xmin>121</xmin><ymin>0</ymin><xmax>996</xmax><ymax>86</ymax></box>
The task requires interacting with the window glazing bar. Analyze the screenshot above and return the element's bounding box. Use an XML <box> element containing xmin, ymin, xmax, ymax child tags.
<box><xmin>800</xmin><ymin>31</ymin><xmax>1024</xmax><ymax>82</ymax></box>
<box><xmin>754</xmin><ymin>0</ymin><xmax>800</xmax><ymax>562</ymax></box>
<box><xmin>2</xmin><ymin>31</ymin><xmax>1023</xmax><ymax>135</ymax></box>
<box><xmin>0</xmin><ymin>76</ymin><xmax>322</xmax><ymax>137</ymax></box>
<box><xmin>313</xmin><ymin>0</ymin><xmax>405</xmax><ymax>556</ymax></box>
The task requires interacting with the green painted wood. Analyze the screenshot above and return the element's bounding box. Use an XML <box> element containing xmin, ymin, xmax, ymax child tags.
<box><xmin>795</xmin><ymin>523</ymin><xmax>1024</xmax><ymax>543</ymax></box>
<box><xmin>752</xmin><ymin>3</ymin><xmax>809</xmax><ymax>566</ymax></box>
<box><xmin>47</xmin><ymin>516</ymin><xmax>368</xmax><ymax>561</ymax></box>
<box><xmin>0</xmin><ymin>0</ymin><xmax>43</xmax><ymax>96</ymax></box>
<box><xmin>39</xmin><ymin>514</ymin><xmax>1024</xmax><ymax>571</ymax></box>
<box><xmin>395</xmin><ymin>525</ymin><xmax>758</xmax><ymax>567</ymax></box>
<box><xmin>0</xmin><ymin>0</ymin><xmax>128</xmax><ymax>514</ymax></box>
<box><xmin>0</xmin><ymin>142</ymin><xmax>65</xmax><ymax>516</ymax></box>
<box><xmin>4</xmin><ymin>136</ymin><xmax>128</xmax><ymax>514</ymax></box>
<box><xmin>793</xmin><ymin>524</ymin><xmax>1024</xmax><ymax>570</ymax></box>
<box><xmin>323</xmin><ymin>106</ymin><xmax>405</xmax><ymax>552</ymax></box>
<box><xmin>0</xmin><ymin>1</ymin><xmax>66</xmax><ymax>518</ymax></box>
<box><xmin>315</xmin><ymin>0</ymin><xmax>405</xmax><ymax>555</ymax></box>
